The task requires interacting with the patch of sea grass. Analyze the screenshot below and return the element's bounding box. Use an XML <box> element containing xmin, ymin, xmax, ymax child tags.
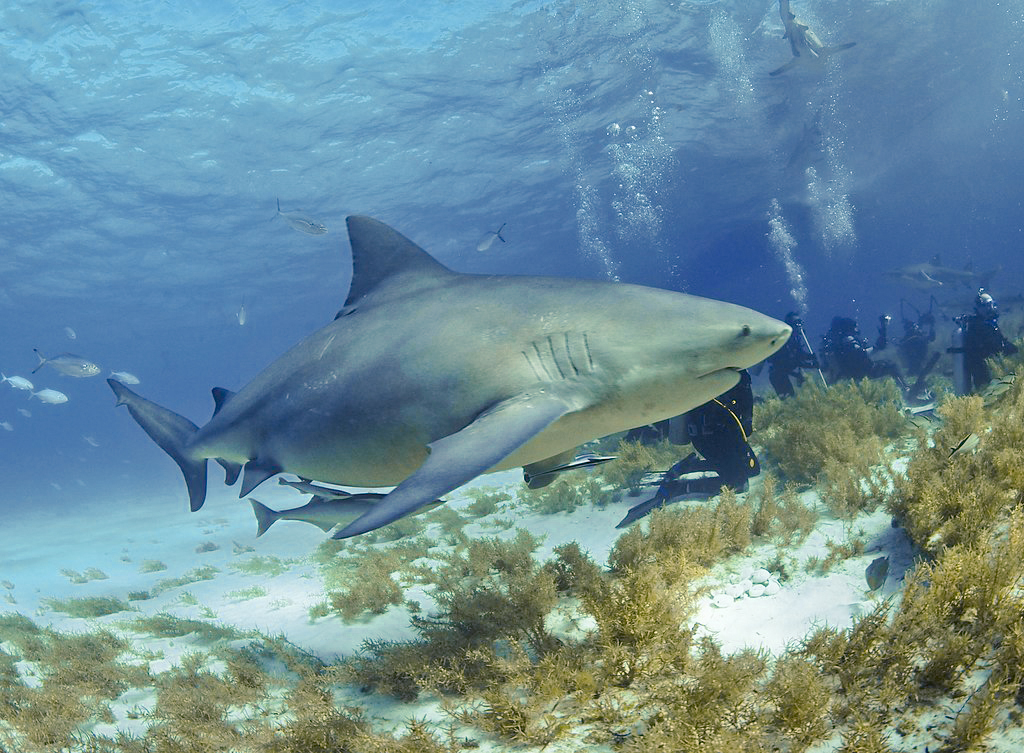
<box><xmin>598</xmin><ymin>438</ymin><xmax>679</xmax><ymax>491</ymax></box>
<box><xmin>756</xmin><ymin>379</ymin><xmax>905</xmax><ymax>486</ymax></box>
<box><xmin>43</xmin><ymin>595</ymin><xmax>133</xmax><ymax>618</ymax></box>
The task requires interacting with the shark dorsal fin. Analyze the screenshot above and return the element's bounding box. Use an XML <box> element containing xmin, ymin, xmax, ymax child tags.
<box><xmin>343</xmin><ymin>216</ymin><xmax>454</xmax><ymax>309</ymax></box>
<box><xmin>211</xmin><ymin>387</ymin><xmax>236</xmax><ymax>417</ymax></box>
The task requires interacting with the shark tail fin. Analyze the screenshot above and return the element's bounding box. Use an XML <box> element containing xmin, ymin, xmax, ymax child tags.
<box><xmin>107</xmin><ymin>379</ymin><xmax>209</xmax><ymax>512</ymax></box>
<box><xmin>250</xmin><ymin>499</ymin><xmax>279</xmax><ymax>537</ymax></box>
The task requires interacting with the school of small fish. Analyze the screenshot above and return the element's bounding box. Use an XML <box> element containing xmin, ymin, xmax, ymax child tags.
<box><xmin>2</xmin><ymin>341</ymin><xmax>141</xmax><ymax>433</ymax></box>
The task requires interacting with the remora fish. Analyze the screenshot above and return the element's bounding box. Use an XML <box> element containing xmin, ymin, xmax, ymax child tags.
<box><xmin>276</xmin><ymin>198</ymin><xmax>327</xmax><ymax>235</ymax></box>
<box><xmin>1</xmin><ymin>374</ymin><xmax>34</xmax><ymax>391</ymax></box>
<box><xmin>32</xmin><ymin>389</ymin><xmax>69</xmax><ymax>404</ymax></box>
<box><xmin>250</xmin><ymin>494</ymin><xmax>443</xmax><ymax>537</ymax></box>
<box><xmin>770</xmin><ymin>0</ymin><xmax>856</xmax><ymax>76</ymax></box>
<box><xmin>108</xmin><ymin>216</ymin><xmax>790</xmax><ymax>538</ymax></box>
<box><xmin>32</xmin><ymin>350</ymin><xmax>100</xmax><ymax>378</ymax></box>
<box><xmin>278</xmin><ymin>476</ymin><xmax>353</xmax><ymax>499</ymax></box>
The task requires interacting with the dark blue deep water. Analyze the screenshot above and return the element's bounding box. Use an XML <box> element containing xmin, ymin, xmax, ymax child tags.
<box><xmin>1</xmin><ymin>0</ymin><xmax>1022</xmax><ymax>508</ymax></box>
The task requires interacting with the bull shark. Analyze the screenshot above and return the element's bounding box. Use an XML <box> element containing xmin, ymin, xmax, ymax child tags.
<box><xmin>883</xmin><ymin>255</ymin><xmax>998</xmax><ymax>291</ymax></box>
<box><xmin>770</xmin><ymin>0</ymin><xmax>856</xmax><ymax>77</ymax></box>
<box><xmin>108</xmin><ymin>216</ymin><xmax>790</xmax><ymax>539</ymax></box>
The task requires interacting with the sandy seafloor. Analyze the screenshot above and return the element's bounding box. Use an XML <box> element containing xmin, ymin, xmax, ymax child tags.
<box><xmin>3</xmin><ymin>463</ymin><xmax>1024</xmax><ymax>752</ymax></box>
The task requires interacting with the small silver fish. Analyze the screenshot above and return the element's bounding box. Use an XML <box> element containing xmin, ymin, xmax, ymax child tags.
<box><xmin>16</xmin><ymin>408</ymin><xmax>31</xmax><ymax>418</ymax></box>
<box><xmin>476</xmin><ymin>222</ymin><xmax>507</xmax><ymax>252</ymax></box>
<box><xmin>0</xmin><ymin>421</ymin><xmax>12</xmax><ymax>432</ymax></box>
<box><xmin>236</xmin><ymin>304</ymin><xmax>247</xmax><ymax>326</ymax></box>
<box><xmin>250</xmin><ymin>494</ymin><xmax>443</xmax><ymax>537</ymax></box>
<box><xmin>1</xmin><ymin>374</ymin><xmax>34</xmax><ymax>391</ymax></box>
<box><xmin>31</xmin><ymin>389</ymin><xmax>69</xmax><ymax>404</ymax></box>
<box><xmin>276</xmin><ymin>198</ymin><xmax>327</xmax><ymax>235</ymax></box>
<box><xmin>83</xmin><ymin>435</ymin><xmax>100</xmax><ymax>447</ymax></box>
<box><xmin>63</xmin><ymin>326</ymin><xmax>77</xmax><ymax>340</ymax></box>
<box><xmin>865</xmin><ymin>556</ymin><xmax>889</xmax><ymax>591</ymax></box>
<box><xmin>32</xmin><ymin>349</ymin><xmax>100</xmax><ymax>378</ymax></box>
<box><xmin>981</xmin><ymin>373</ymin><xmax>1015</xmax><ymax>404</ymax></box>
<box><xmin>109</xmin><ymin>371</ymin><xmax>140</xmax><ymax>385</ymax></box>
<box><xmin>948</xmin><ymin>432</ymin><xmax>981</xmax><ymax>461</ymax></box>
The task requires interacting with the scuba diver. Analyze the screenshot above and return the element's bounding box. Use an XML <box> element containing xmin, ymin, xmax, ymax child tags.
<box><xmin>652</xmin><ymin>369</ymin><xmax>760</xmax><ymax>502</ymax></box>
<box><xmin>897</xmin><ymin>298</ymin><xmax>937</xmax><ymax>377</ymax></box>
<box><xmin>951</xmin><ymin>289</ymin><xmax>1019</xmax><ymax>395</ymax></box>
<box><xmin>820</xmin><ymin>314</ymin><xmax>909</xmax><ymax>391</ymax></box>
<box><xmin>767</xmin><ymin>311</ymin><xmax>822</xmax><ymax>398</ymax></box>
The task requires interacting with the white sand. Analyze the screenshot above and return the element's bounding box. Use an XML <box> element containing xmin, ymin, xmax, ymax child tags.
<box><xmin>1</xmin><ymin>467</ymin><xmax>1017</xmax><ymax>752</ymax></box>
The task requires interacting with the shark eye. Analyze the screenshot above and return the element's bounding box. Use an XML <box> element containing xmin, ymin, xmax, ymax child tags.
<box><xmin>740</xmin><ymin>325</ymin><xmax>752</xmax><ymax>337</ymax></box>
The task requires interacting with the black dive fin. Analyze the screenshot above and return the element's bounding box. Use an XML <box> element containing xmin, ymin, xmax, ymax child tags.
<box><xmin>108</xmin><ymin>379</ymin><xmax>208</xmax><ymax>512</ymax></box>
<box><xmin>240</xmin><ymin>459</ymin><xmax>282</xmax><ymax>497</ymax></box>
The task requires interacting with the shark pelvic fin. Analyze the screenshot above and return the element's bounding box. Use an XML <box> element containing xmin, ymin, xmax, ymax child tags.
<box><xmin>240</xmin><ymin>458</ymin><xmax>282</xmax><ymax>497</ymax></box>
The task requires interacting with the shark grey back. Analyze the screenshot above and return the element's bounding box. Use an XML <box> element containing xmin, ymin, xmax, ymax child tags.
<box><xmin>109</xmin><ymin>216</ymin><xmax>790</xmax><ymax>538</ymax></box>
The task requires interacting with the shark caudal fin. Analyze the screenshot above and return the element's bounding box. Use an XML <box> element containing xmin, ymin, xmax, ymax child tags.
<box><xmin>108</xmin><ymin>379</ymin><xmax>209</xmax><ymax>511</ymax></box>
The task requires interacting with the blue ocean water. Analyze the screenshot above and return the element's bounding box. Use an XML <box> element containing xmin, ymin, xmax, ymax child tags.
<box><xmin>1</xmin><ymin>0</ymin><xmax>1022</xmax><ymax>507</ymax></box>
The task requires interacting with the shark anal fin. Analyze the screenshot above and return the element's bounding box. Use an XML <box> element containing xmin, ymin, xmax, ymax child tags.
<box><xmin>240</xmin><ymin>459</ymin><xmax>283</xmax><ymax>497</ymax></box>
<box><xmin>218</xmin><ymin>459</ymin><xmax>242</xmax><ymax>486</ymax></box>
<box><xmin>333</xmin><ymin>393</ymin><xmax>581</xmax><ymax>538</ymax></box>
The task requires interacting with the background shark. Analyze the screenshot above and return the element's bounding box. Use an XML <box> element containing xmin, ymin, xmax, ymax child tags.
<box><xmin>109</xmin><ymin>216</ymin><xmax>790</xmax><ymax>538</ymax></box>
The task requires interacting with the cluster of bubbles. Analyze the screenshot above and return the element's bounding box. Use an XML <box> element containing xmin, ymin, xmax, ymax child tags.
<box><xmin>606</xmin><ymin>89</ymin><xmax>674</xmax><ymax>251</ymax></box>
<box><xmin>805</xmin><ymin>164</ymin><xmax>857</xmax><ymax>255</ymax></box>
<box><xmin>767</xmin><ymin>198</ymin><xmax>808</xmax><ymax>314</ymax></box>
<box><xmin>707</xmin><ymin>9</ymin><xmax>759</xmax><ymax>117</ymax></box>
<box><xmin>552</xmin><ymin>85</ymin><xmax>621</xmax><ymax>281</ymax></box>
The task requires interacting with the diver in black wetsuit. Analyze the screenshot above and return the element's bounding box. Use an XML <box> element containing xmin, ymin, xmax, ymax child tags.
<box><xmin>955</xmin><ymin>290</ymin><xmax>1019</xmax><ymax>394</ymax></box>
<box><xmin>767</xmin><ymin>312</ymin><xmax>820</xmax><ymax>398</ymax></box>
<box><xmin>652</xmin><ymin>369</ymin><xmax>760</xmax><ymax>501</ymax></box>
<box><xmin>820</xmin><ymin>315</ymin><xmax>908</xmax><ymax>391</ymax></box>
<box><xmin>897</xmin><ymin>300</ymin><xmax>937</xmax><ymax>377</ymax></box>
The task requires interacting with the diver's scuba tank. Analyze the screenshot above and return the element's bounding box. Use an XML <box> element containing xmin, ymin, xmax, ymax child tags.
<box><xmin>950</xmin><ymin>317</ymin><xmax>968</xmax><ymax>396</ymax></box>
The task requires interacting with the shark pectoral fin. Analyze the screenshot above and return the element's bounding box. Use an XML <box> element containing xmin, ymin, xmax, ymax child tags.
<box><xmin>240</xmin><ymin>459</ymin><xmax>283</xmax><ymax>497</ymax></box>
<box><xmin>333</xmin><ymin>393</ymin><xmax>580</xmax><ymax>539</ymax></box>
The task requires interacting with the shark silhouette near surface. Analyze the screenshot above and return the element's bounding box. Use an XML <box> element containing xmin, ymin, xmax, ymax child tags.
<box><xmin>771</xmin><ymin>0</ymin><xmax>856</xmax><ymax>76</ymax></box>
<box><xmin>109</xmin><ymin>216</ymin><xmax>790</xmax><ymax>538</ymax></box>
